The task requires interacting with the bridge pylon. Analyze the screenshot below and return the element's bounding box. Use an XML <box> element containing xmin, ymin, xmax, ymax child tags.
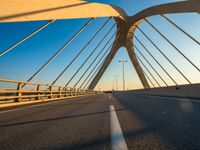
<box><xmin>0</xmin><ymin>0</ymin><xmax>199</xmax><ymax>90</ymax></box>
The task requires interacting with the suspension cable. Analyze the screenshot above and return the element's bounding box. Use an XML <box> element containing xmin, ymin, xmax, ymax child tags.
<box><xmin>145</xmin><ymin>18</ymin><xmax>200</xmax><ymax>73</ymax></box>
<box><xmin>144</xmin><ymin>18</ymin><xmax>192</xmax><ymax>84</ymax></box>
<box><xmin>134</xmin><ymin>37</ymin><xmax>168</xmax><ymax>86</ymax></box>
<box><xmin>83</xmin><ymin>60</ymin><xmax>104</xmax><ymax>90</ymax></box>
<box><xmin>136</xmin><ymin>53</ymin><xmax>161</xmax><ymax>87</ymax></box>
<box><xmin>0</xmin><ymin>20</ymin><xmax>56</xmax><ymax>57</ymax></box>
<box><xmin>83</xmin><ymin>51</ymin><xmax>110</xmax><ymax>90</ymax></box>
<box><xmin>135</xmin><ymin>26</ymin><xmax>178</xmax><ymax>86</ymax></box>
<box><xmin>50</xmin><ymin>18</ymin><xmax>112</xmax><ymax>86</ymax></box>
<box><xmin>73</xmin><ymin>28</ymin><xmax>118</xmax><ymax>88</ymax></box>
<box><xmin>79</xmin><ymin>39</ymin><xmax>117</xmax><ymax>89</ymax></box>
<box><xmin>63</xmin><ymin>17</ymin><xmax>112</xmax><ymax>89</ymax></box>
<box><xmin>82</xmin><ymin>38</ymin><xmax>120</xmax><ymax>90</ymax></box>
<box><xmin>161</xmin><ymin>14</ymin><xmax>200</xmax><ymax>46</ymax></box>
<box><xmin>143</xmin><ymin>68</ymin><xmax>155</xmax><ymax>88</ymax></box>
<box><xmin>22</xmin><ymin>18</ymin><xmax>94</xmax><ymax>88</ymax></box>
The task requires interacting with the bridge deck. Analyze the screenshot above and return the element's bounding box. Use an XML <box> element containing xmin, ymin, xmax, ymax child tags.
<box><xmin>0</xmin><ymin>93</ymin><xmax>199</xmax><ymax>149</ymax></box>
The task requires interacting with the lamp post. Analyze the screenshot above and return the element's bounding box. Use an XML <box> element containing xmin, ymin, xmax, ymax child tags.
<box><xmin>114</xmin><ymin>75</ymin><xmax>119</xmax><ymax>91</ymax></box>
<box><xmin>118</xmin><ymin>60</ymin><xmax>127</xmax><ymax>91</ymax></box>
<box><xmin>112</xmin><ymin>81</ymin><xmax>115</xmax><ymax>91</ymax></box>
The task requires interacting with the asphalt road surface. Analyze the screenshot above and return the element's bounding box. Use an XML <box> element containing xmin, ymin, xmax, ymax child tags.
<box><xmin>0</xmin><ymin>93</ymin><xmax>200</xmax><ymax>150</ymax></box>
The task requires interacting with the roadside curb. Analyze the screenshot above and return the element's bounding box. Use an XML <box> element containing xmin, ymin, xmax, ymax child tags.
<box><xmin>0</xmin><ymin>94</ymin><xmax>95</xmax><ymax>109</ymax></box>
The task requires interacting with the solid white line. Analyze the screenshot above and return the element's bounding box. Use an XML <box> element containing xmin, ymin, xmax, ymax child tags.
<box><xmin>0</xmin><ymin>99</ymin><xmax>66</xmax><ymax>114</ymax></box>
<box><xmin>110</xmin><ymin>105</ymin><xmax>128</xmax><ymax>150</ymax></box>
<box><xmin>0</xmin><ymin>95</ymin><xmax>94</xmax><ymax>114</ymax></box>
<box><xmin>122</xmin><ymin>92</ymin><xmax>200</xmax><ymax>103</ymax></box>
<box><xmin>145</xmin><ymin>95</ymin><xmax>200</xmax><ymax>103</ymax></box>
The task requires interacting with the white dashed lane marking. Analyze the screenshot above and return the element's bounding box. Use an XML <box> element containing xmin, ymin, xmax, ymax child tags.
<box><xmin>110</xmin><ymin>105</ymin><xmax>128</xmax><ymax>150</ymax></box>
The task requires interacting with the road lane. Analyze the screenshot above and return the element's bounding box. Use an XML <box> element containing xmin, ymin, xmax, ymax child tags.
<box><xmin>0</xmin><ymin>94</ymin><xmax>113</xmax><ymax>150</ymax></box>
<box><xmin>112</xmin><ymin>92</ymin><xmax>200</xmax><ymax>150</ymax></box>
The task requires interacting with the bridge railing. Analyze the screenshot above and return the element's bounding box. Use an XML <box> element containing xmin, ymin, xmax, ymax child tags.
<box><xmin>0</xmin><ymin>78</ymin><xmax>98</xmax><ymax>103</ymax></box>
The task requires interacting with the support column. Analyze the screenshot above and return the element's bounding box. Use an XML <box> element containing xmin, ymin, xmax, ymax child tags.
<box><xmin>126</xmin><ymin>24</ymin><xmax>150</xmax><ymax>89</ymax></box>
<box><xmin>126</xmin><ymin>45</ymin><xmax>150</xmax><ymax>88</ymax></box>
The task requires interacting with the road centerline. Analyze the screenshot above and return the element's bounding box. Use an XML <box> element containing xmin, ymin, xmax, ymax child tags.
<box><xmin>110</xmin><ymin>105</ymin><xmax>128</xmax><ymax>150</ymax></box>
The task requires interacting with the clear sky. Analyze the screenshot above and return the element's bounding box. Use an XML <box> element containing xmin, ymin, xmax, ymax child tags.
<box><xmin>0</xmin><ymin>0</ymin><xmax>200</xmax><ymax>91</ymax></box>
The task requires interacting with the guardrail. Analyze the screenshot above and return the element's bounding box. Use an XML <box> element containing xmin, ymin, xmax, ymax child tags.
<box><xmin>0</xmin><ymin>78</ymin><xmax>99</xmax><ymax>103</ymax></box>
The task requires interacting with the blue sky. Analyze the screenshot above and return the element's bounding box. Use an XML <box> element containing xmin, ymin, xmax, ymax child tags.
<box><xmin>0</xmin><ymin>0</ymin><xmax>200</xmax><ymax>90</ymax></box>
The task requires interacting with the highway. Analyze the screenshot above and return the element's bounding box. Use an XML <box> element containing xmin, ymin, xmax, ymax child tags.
<box><xmin>0</xmin><ymin>93</ymin><xmax>200</xmax><ymax>150</ymax></box>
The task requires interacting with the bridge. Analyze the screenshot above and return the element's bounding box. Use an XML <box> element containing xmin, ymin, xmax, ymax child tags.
<box><xmin>0</xmin><ymin>0</ymin><xmax>200</xmax><ymax>149</ymax></box>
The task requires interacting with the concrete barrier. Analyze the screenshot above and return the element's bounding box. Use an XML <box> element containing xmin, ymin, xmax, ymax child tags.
<box><xmin>128</xmin><ymin>83</ymin><xmax>200</xmax><ymax>99</ymax></box>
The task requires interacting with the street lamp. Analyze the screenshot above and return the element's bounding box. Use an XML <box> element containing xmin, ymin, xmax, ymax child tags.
<box><xmin>118</xmin><ymin>60</ymin><xmax>127</xmax><ymax>91</ymax></box>
<box><xmin>114</xmin><ymin>75</ymin><xmax>119</xmax><ymax>91</ymax></box>
<box><xmin>112</xmin><ymin>81</ymin><xmax>115</xmax><ymax>91</ymax></box>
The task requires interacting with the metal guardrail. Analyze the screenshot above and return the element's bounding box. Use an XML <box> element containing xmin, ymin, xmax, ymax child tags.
<box><xmin>0</xmin><ymin>78</ymin><xmax>98</xmax><ymax>103</ymax></box>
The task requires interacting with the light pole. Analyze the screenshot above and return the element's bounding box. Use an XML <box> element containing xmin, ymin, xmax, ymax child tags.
<box><xmin>112</xmin><ymin>81</ymin><xmax>115</xmax><ymax>91</ymax></box>
<box><xmin>114</xmin><ymin>75</ymin><xmax>119</xmax><ymax>91</ymax></box>
<box><xmin>118</xmin><ymin>60</ymin><xmax>127</xmax><ymax>91</ymax></box>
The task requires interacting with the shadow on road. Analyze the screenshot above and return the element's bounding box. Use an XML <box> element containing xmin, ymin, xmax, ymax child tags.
<box><xmin>0</xmin><ymin>108</ymin><xmax>126</xmax><ymax>128</ymax></box>
<box><xmin>112</xmin><ymin>93</ymin><xmax>200</xmax><ymax>150</ymax></box>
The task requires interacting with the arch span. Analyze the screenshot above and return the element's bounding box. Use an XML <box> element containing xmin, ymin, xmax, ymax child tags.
<box><xmin>0</xmin><ymin>0</ymin><xmax>199</xmax><ymax>90</ymax></box>
<box><xmin>88</xmin><ymin>0</ymin><xmax>200</xmax><ymax>89</ymax></box>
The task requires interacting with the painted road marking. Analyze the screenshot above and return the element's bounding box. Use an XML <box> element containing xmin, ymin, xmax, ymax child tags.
<box><xmin>0</xmin><ymin>99</ymin><xmax>66</xmax><ymax>114</ymax></box>
<box><xmin>146</xmin><ymin>95</ymin><xmax>200</xmax><ymax>103</ymax></box>
<box><xmin>0</xmin><ymin>95</ymin><xmax>94</xmax><ymax>114</ymax></box>
<box><xmin>110</xmin><ymin>105</ymin><xmax>128</xmax><ymax>150</ymax></box>
<box><xmin>121</xmin><ymin>92</ymin><xmax>200</xmax><ymax>104</ymax></box>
